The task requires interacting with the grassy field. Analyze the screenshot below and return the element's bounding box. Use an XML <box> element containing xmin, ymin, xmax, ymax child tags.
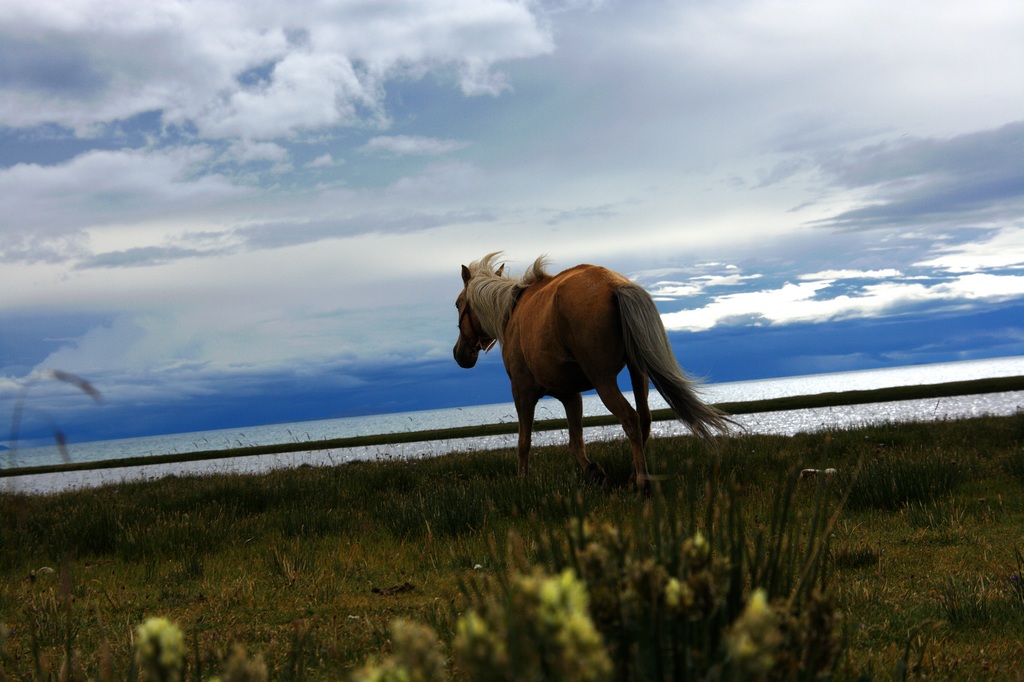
<box><xmin>2</xmin><ymin>411</ymin><xmax>1024</xmax><ymax>679</ymax></box>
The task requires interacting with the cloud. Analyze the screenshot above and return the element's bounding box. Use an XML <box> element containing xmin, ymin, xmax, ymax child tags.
<box><xmin>237</xmin><ymin>209</ymin><xmax>497</xmax><ymax>251</ymax></box>
<box><xmin>78</xmin><ymin>245</ymin><xmax>233</xmax><ymax>269</ymax></box>
<box><xmin>199</xmin><ymin>51</ymin><xmax>377</xmax><ymax>139</ymax></box>
<box><xmin>798</xmin><ymin>269</ymin><xmax>902</xmax><ymax>280</ymax></box>
<box><xmin>226</xmin><ymin>140</ymin><xmax>289</xmax><ymax>163</ymax></box>
<box><xmin>675</xmin><ymin>302</ymin><xmax>1024</xmax><ymax>383</ymax></box>
<box><xmin>936</xmin><ymin>273</ymin><xmax>1024</xmax><ymax>300</ymax></box>
<box><xmin>649</xmin><ymin>282</ymin><xmax>703</xmax><ymax>299</ymax></box>
<box><xmin>662</xmin><ymin>272</ymin><xmax>1024</xmax><ymax>332</ymax></box>
<box><xmin>0</xmin><ymin>146</ymin><xmax>248</xmax><ymax>263</ymax></box>
<box><xmin>306</xmin><ymin>153</ymin><xmax>337</xmax><ymax>168</ymax></box>
<box><xmin>0</xmin><ymin>0</ymin><xmax>553</xmax><ymax>138</ymax></box>
<box><xmin>1</xmin><ymin>147</ymin><xmax>237</xmax><ymax>224</ymax></box>
<box><xmin>914</xmin><ymin>225</ymin><xmax>1024</xmax><ymax>273</ymax></box>
<box><xmin>0</xmin><ymin>35</ymin><xmax>107</xmax><ymax>96</ymax></box>
<box><xmin>544</xmin><ymin>202</ymin><xmax>625</xmax><ymax>226</ymax></box>
<box><xmin>647</xmin><ymin>273</ymin><xmax>764</xmax><ymax>300</ymax></box>
<box><xmin>814</xmin><ymin>122</ymin><xmax>1024</xmax><ymax>231</ymax></box>
<box><xmin>362</xmin><ymin>135</ymin><xmax>468</xmax><ymax>156</ymax></box>
<box><xmin>0</xmin><ymin>310</ymin><xmax>116</xmax><ymax>376</ymax></box>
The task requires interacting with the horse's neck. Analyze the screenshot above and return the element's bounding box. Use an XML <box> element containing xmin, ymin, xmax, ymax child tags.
<box><xmin>471</xmin><ymin>275</ymin><xmax>525</xmax><ymax>341</ymax></box>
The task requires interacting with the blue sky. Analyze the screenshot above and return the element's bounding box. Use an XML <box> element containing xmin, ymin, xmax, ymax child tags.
<box><xmin>2</xmin><ymin>0</ymin><xmax>1024</xmax><ymax>446</ymax></box>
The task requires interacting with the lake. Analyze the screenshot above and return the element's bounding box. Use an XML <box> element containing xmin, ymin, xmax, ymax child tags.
<box><xmin>5</xmin><ymin>356</ymin><xmax>1024</xmax><ymax>494</ymax></box>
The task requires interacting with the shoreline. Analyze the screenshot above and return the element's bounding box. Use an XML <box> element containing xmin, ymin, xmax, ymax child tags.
<box><xmin>2</xmin><ymin>375</ymin><xmax>1022</xmax><ymax>483</ymax></box>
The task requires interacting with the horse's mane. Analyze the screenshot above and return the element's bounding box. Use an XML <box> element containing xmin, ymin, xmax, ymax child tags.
<box><xmin>466</xmin><ymin>252</ymin><xmax>550</xmax><ymax>343</ymax></box>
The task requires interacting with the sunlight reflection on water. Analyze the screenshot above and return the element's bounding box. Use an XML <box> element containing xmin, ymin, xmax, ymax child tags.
<box><xmin>5</xmin><ymin>358</ymin><xmax>1023</xmax><ymax>494</ymax></box>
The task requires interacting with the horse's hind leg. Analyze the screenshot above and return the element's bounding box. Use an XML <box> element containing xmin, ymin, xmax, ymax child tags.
<box><xmin>628</xmin><ymin>364</ymin><xmax>652</xmax><ymax>445</ymax></box>
<box><xmin>559</xmin><ymin>392</ymin><xmax>607</xmax><ymax>485</ymax></box>
<box><xmin>594</xmin><ymin>381</ymin><xmax>651</xmax><ymax>494</ymax></box>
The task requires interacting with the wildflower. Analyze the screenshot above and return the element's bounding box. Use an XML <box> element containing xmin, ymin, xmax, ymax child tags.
<box><xmin>518</xmin><ymin>569</ymin><xmax>612</xmax><ymax>681</ymax></box>
<box><xmin>665</xmin><ymin>577</ymin><xmax>682</xmax><ymax>607</ymax></box>
<box><xmin>682</xmin><ymin>532</ymin><xmax>711</xmax><ymax>569</ymax></box>
<box><xmin>218</xmin><ymin>644</ymin><xmax>268</xmax><ymax>682</ymax></box>
<box><xmin>664</xmin><ymin>577</ymin><xmax>693</xmax><ymax>611</ymax></box>
<box><xmin>352</xmin><ymin>620</ymin><xmax>447</xmax><ymax>682</ymax></box>
<box><xmin>725</xmin><ymin>589</ymin><xmax>781</xmax><ymax>674</ymax></box>
<box><xmin>561</xmin><ymin>608</ymin><xmax>606</xmax><ymax>663</ymax></box>
<box><xmin>454</xmin><ymin>609</ymin><xmax>507</xmax><ymax>670</ymax></box>
<box><xmin>391</xmin><ymin>620</ymin><xmax>448</xmax><ymax>682</ymax></box>
<box><xmin>455</xmin><ymin>569</ymin><xmax>611</xmax><ymax>682</ymax></box>
<box><xmin>351</xmin><ymin>661</ymin><xmax>414</xmax><ymax>682</ymax></box>
<box><xmin>534</xmin><ymin>569</ymin><xmax>590</xmax><ymax>629</ymax></box>
<box><xmin>135</xmin><ymin>617</ymin><xmax>185</xmax><ymax>682</ymax></box>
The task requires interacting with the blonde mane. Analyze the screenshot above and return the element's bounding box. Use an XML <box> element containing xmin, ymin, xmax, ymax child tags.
<box><xmin>465</xmin><ymin>252</ymin><xmax>550</xmax><ymax>343</ymax></box>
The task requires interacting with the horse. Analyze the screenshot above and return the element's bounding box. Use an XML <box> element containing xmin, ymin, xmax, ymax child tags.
<box><xmin>453</xmin><ymin>252</ymin><xmax>732</xmax><ymax>493</ymax></box>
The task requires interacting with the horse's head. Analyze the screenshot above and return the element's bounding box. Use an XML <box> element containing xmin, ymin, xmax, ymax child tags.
<box><xmin>453</xmin><ymin>263</ymin><xmax>498</xmax><ymax>368</ymax></box>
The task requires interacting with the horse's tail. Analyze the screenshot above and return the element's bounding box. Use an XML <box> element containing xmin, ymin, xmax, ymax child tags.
<box><xmin>615</xmin><ymin>283</ymin><xmax>735</xmax><ymax>442</ymax></box>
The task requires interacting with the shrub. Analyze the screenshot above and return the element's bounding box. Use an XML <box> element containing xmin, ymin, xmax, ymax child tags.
<box><xmin>350</xmin><ymin>462</ymin><xmax>846</xmax><ymax>681</ymax></box>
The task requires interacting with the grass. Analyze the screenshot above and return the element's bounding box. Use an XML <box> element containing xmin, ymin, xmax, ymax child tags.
<box><xmin>1</xmin><ymin>412</ymin><xmax>1024</xmax><ymax>679</ymax></box>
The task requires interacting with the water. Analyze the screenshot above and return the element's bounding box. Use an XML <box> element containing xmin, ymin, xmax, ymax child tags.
<box><xmin>5</xmin><ymin>356</ymin><xmax>1024</xmax><ymax>494</ymax></box>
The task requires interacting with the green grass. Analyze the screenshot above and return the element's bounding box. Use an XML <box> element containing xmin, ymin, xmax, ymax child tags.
<box><xmin>2</xmin><ymin>413</ymin><xmax>1024</xmax><ymax>679</ymax></box>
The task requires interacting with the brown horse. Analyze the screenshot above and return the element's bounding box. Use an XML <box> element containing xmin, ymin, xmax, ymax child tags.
<box><xmin>453</xmin><ymin>252</ymin><xmax>732</xmax><ymax>492</ymax></box>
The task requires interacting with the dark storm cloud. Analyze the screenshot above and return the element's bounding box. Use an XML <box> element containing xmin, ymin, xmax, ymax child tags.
<box><xmin>818</xmin><ymin>121</ymin><xmax>1024</xmax><ymax>230</ymax></box>
<box><xmin>237</xmin><ymin>210</ymin><xmax>497</xmax><ymax>250</ymax></box>
<box><xmin>78</xmin><ymin>245</ymin><xmax>234</xmax><ymax>269</ymax></box>
<box><xmin>0</xmin><ymin>36</ymin><xmax>107</xmax><ymax>96</ymax></box>
<box><xmin>0</xmin><ymin>311</ymin><xmax>116</xmax><ymax>376</ymax></box>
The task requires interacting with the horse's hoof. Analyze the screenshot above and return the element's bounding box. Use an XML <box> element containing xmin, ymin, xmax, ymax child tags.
<box><xmin>631</xmin><ymin>475</ymin><xmax>653</xmax><ymax>497</ymax></box>
<box><xmin>585</xmin><ymin>462</ymin><xmax>608</xmax><ymax>486</ymax></box>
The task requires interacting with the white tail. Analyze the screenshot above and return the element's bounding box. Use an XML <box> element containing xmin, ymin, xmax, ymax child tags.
<box><xmin>615</xmin><ymin>283</ymin><xmax>734</xmax><ymax>441</ymax></box>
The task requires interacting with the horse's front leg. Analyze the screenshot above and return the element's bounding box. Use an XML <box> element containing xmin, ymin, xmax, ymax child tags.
<box><xmin>560</xmin><ymin>392</ymin><xmax>607</xmax><ymax>485</ymax></box>
<box><xmin>513</xmin><ymin>390</ymin><xmax>541</xmax><ymax>477</ymax></box>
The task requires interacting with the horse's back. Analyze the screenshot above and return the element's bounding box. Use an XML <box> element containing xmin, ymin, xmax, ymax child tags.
<box><xmin>555</xmin><ymin>263</ymin><xmax>632</xmax><ymax>289</ymax></box>
<box><xmin>505</xmin><ymin>264</ymin><xmax>632</xmax><ymax>391</ymax></box>
<box><xmin>522</xmin><ymin>263</ymin><xmax>629</xmax><ymax>323</ymax></box>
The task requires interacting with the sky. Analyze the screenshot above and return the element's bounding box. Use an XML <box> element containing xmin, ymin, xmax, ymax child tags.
<box><xmin>2</xmin><ymin>0</ymin><xmax>1024</xmax><ymax>447</ymax></box>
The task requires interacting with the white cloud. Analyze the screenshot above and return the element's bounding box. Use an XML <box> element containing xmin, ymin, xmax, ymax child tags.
<box><xmin>663</xmin><ymin>281</ymin><xmax>834</xmax><ymax>331</ymax></box>
<box><xmin>915</xmin><ymin>226</ymin><xmax>1024</xmax><ymax>273</ymax></box>
<box><xmin>649</xmin><ymin>282</ymin><xmax>703</xmax><ymax>299</ymax></box>
<box><xmin>662</xmin><ymin>273</ymin><xmax>1024</xmax><ymax>332</ymax></box>
<box><xmin>226</xmin><ymin>140</ymin><xmax>289</xmax><ymax>163</ymax></box>
<box><xmin>362</xmin><ymin>135</ymin><xmax>468</xmax><ymax>156</ymax></box>
<box><xmin>934</xmin><ymin>272</ymin><xmax>1024</xmax><ymax>299</ymax></box>
<box><xmin>648</xmin><ymin>273</ymin><xmax>764</xmax><ymax>299</ymax></box>
<box><xmin>456</xmin><ymin>56</ymin><xmax>512</xmax><ymax>96</ymax></box>
<box><xmin>799</xmin><ymin>269</ymin><xmax>902</xmax><ymax>280</ymax></box>
<box><xmin>0</xmin><ymin>147</ymin><xmax>247</xmax><ymax>262</ymax></box>
<box><xmin>0</xmin><ymin>0</ymin><xmax>553</xmax><ymax>138</ymax></box>
<box><xmin>696</xmin><ymin>273</ymin><xmax>764</xmax><ymax>287</ymax></box>
<box><xmin>24</xmin><ymin>233</ymin><xmax>464</xmax><ymax>391</ymax></box>
<box><xmin>200</xmin><ymin>51</ymin><xmax>376</xmax><ymax>139</ymax></box>
<box><xmin>306</xmin><ymin>153</ymin><xmax>337</xmax><ymax>168</ymax></box>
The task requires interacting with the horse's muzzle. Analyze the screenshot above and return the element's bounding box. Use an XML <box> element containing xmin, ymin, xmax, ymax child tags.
<box><xmin>453</xmin><ymin>344</ymin><xmax>479</xmax><ymax>368</ymax></box>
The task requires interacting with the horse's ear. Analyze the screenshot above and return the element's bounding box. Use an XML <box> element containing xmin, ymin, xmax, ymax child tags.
<box><xmin>461</xmin><ymin>264</ymin><xmax>471</xmax><ymax>285</ymax></box>
<box><xmin>495</xmin><ymin>263</ymin><xmax>505</xmax><ymax>276</ymax></box>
